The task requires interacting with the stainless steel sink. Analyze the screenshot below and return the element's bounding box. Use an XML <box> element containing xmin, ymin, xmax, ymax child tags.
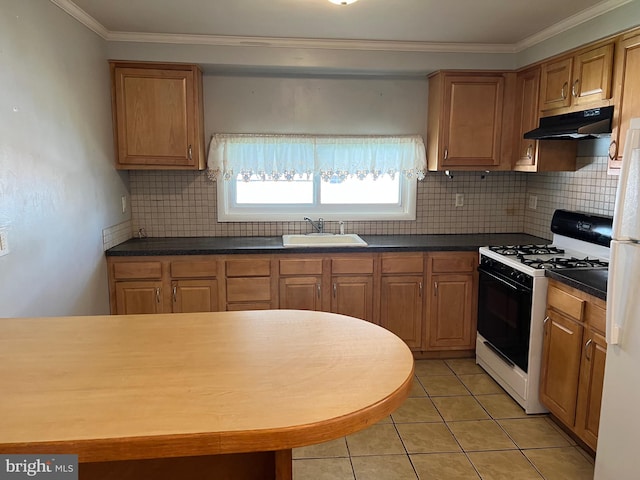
<box><xmin>282</xmin><ymin>234</ymin><xmax>368</xmax><ymax>248</ymax></box>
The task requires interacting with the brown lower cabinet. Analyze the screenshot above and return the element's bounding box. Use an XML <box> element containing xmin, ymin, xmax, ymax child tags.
<box><xmin>379</xmin><ymin>275</ymin><xmax>424</xmax><ymax>349</ymax></box>
<box><xmin>332</xmin><ymin>275</ymin><xmax>374</xmax><ymax>323</ymax></box>
<box><xmin>426</xmin><ymin>252</ymin><xmax>478</xmax><ymax>350</ymax></box>
<box><xmin>107</xmin><ymin>250</ymin><xmax>478</xmax><ymax>354</ymax></box>
<box><xmin>539</xmin><ymin>279</ymin><xmax>607</xmax><ymax>451</ymax></box>
<box><xmin>115</xmin><ymin>280</ymin><xmax>164</xmax><ymax>314</ymax></box>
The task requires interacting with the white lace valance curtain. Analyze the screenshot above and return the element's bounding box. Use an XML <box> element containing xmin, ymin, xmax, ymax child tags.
<box><xmin>207</xmin><ymin>134</ymin><xmax>427</xmax><ymax>181</ymax></box>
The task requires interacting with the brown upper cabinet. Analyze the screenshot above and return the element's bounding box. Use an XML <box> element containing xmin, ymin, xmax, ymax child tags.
<box><xmin>609</xmin><ymin>30</ymin><xmax>640</xmax><ymax>169</ymax></box>
<box><xmin>513</xmin><ymin>66</ymin><xmax>577</xmax><ymax>172</ymax></box>
<box><xmin>539</xmin><ymin>42</ymin><xmax>614</xmax><ymax>114</ymax></box>
<box><xmin>110</xmin><ymin>61</ymin><xmax>205</xmax><ymax>170</ymax></box>
<box><xmin>427</xmin><ymin>71</ymin><xmax>513</xmax><ymax>171</ymax></box>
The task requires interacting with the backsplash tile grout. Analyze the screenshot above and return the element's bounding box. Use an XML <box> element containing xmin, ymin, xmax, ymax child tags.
<box><xmin>129</xmin><ymin>156</ymin><xmax>617</xmax><ymax>241</ymax></box>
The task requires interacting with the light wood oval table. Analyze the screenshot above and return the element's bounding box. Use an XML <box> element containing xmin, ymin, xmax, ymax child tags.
<box><xmin>0</xmin><ymin>310</ymin><xmax>414</xmax><ymax>480</ymax></box>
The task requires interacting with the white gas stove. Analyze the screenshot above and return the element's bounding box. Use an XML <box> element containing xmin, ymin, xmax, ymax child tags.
<box><xmin>476</xmin><ymin>210</ymin><xmax>611</xmax><ymax>414</ymax></box>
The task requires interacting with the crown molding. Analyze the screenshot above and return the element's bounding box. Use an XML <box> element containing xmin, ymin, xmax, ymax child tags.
<box><xmin>515</xmin><ymin>0</ymin><xmax>634</xmax><ymax>52</ymax></box>
<box><xmin>50</xmin><ymin>0</ymin><xmax>109</xmax><ymax>39</ymax></box>
<box><xmin>52</xmin><ymin>0</ymin><xmax>631</xmax><ymax>55</ymax></box>
<box><xmin>105</xmin><ymin>32</ymin><xmax>518</xmax><ymax>54</ymax></box>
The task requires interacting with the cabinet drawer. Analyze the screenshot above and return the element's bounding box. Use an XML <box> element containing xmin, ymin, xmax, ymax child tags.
<box><xmin>430</xmin><ymin>253</ymin><xmax>476</xmax><ymax>273</ymax></box>
<box><xmin>171</xmin><ymin>260</ymin><xmax>217</xmax><ymax>278</ymax></box>
<box><xmin>548</xmin><ymin>285</ymin><xmax>584</xmax><ymax>321</ymax></box>
<box><xmin>279</xmin><ymin>259</ymin><xmax>323</xmax><ymax>275</ymax></box>
<box><xmin>226</xmin><ymin>277</ymin><xmax>271</xmax><ymax>302</ymax></box>
<box><xmin>226</xmin><ymin>302</ymin><xmax>272</xmax><ymax>311</ymax></box>
<box><xmin>226</xmin><ymin>259</ymin><xmax>271</xmax><ymax>277</ymax></box>
<box><xmin>112</xmin><ymin>261</ymin><xmax>162</xmax><ymax>280</ymax></box>
<box><xmin>381</xmin><ymin>255</ymin><xmax>424</xmax><ymax>274</ymax></box>
<box><xmin>332</xmin><ymin>257</ymin><xmax>374</xmax><ymax>274</ymax></box>
<box><xmin>585</xmin><ymin>302</ymin><xmax>606</xmax><ymax>334</ymax></box>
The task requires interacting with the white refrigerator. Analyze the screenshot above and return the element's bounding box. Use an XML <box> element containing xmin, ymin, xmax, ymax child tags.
<box><xmin>594</xmin><ymin>119</ymin><xmax>640</xmax><ymax>479</ymax></box>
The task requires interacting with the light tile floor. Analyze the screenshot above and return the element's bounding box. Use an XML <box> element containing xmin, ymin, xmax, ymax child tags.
<box><xmin>293</xmin><ymin>358</ymin><xmax>595</xmax><ymax>480</ymax></box>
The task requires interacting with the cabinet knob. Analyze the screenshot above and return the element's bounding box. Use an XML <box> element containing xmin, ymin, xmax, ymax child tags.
<box><xmin>317</xmin><ymin>283</ymin><xmax>321</xmax><ymax>299</ymax></box>
<box><xmin>432</xmin><ymin>281</ymin><xmax>436</xmax><ymax>297</ymax></box>
<box><xmin>188</xmin><ymin>144</ymin><xmax>193</xmax><ymax>160</ymax></box>
<box><xmin>173</xmin><ymin>286</ymin><xmax>177</xmax><ymax>302</ymax></box>
<box><xmin>585</xmin><ymin>338</ymin><xmax>593</xmax><ymax>361</ymax></box>
<box><xmin>561</xmin><ymin>82</ymin><xmax>568</xmax><ymax>100</ymax></box>
<box><xmin>608</xmin><ymin>140</ymin><xmax>618</xmax><ymax>161</ymax></box>
<box><xmin>572</xmin><ymin>79</ymin><xmax>580</xmax><ymax>98</ymax></box>
<box><xmin>443</xmin><ymin>148</ymin><xmax>448</xmax><ymax>160</ymax></box>
<box><xmin>333</xmin><ymin>283</ymin><xmax>337</xmax><ymax>298</ymax></box>
<box><xmin>156</xmin><ymin>287</ymin><xmax>161</xmax><ymax>304</ymax></box>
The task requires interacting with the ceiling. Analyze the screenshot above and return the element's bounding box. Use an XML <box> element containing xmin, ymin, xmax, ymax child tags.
<box><xmin>59</xmin><ymin>0</ymin><xmax>631</xmax><ymax>52</ymax></box>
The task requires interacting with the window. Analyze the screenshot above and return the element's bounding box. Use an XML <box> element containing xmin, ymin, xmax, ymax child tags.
<box><xmin>208</xmin><ymin>134</ymin><xmax>426</xmax><ymax>222</ymax></box>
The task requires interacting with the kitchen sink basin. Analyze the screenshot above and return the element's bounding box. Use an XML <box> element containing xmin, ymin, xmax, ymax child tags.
<box><xmin>282</xmin><ymin>234</ymin><xmax>368</xmax><ymax>248</ymax></box>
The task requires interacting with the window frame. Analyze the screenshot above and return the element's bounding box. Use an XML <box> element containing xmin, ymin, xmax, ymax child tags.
<box><xmin>216</xmin><ymin>174</ymin><xmax>418</xmax><ymax>222</ymax></box>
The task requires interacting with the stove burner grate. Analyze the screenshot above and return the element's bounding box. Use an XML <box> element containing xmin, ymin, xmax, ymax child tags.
<box><xmin>520</xmin><ymin>256</ymin><xmax>609</xmax><ymax>270</ymax></box>
<box><xmin>489</xmin><ymin>244</ymin><xmax>565</xmax><ymax>256</ymax></box>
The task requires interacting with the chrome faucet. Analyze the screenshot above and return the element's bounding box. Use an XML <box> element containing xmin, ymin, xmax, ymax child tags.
<box><xmin>303</xmin><ymin>217</ymin><xmax>324</xmax><ymax>234</ymax></box>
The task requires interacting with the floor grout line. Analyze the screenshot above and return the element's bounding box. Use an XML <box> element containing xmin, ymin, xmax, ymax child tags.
<box><xmin>293</xmin><ymin>359</ymin><xmax>594</xmax><ymax>480</ymax></box>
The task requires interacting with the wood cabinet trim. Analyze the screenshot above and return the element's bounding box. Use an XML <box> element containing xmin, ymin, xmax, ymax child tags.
<box><xmin>381</xmin><ymin>254</ymin><xmax>425</xmax><ymax>274</ymax></box>
<box><xmin>171</xmin><ymin>260</ymin><xmax>217</xmax><ymax>278</ymax></box>
<box><xmin>279</xmin><ymin>258</ymin><xmax>324</xmax><ymax>275</ymax></box>
<box><xmin>547</xmin><ymin>284</ymin><xmax>585</xmax><ymax>321</ymax></box>
<box><xmin>331</xmin><ymin>257</ymin><xmax>375</xmax><ymax>275</ymax></box>
<box><xmin>112</xmin><ymin>261</ymin><xmax>163</xmax><ymax>280</ymax></box>
<box><xmin>226</xmin><ymin>259</ymin><xmax>272</xmax><ymax>277</ymax></box>
<box><xmin>428</xmin><ymin>252</ymin><xmax>477</xmax><ymax>273</ymax></box>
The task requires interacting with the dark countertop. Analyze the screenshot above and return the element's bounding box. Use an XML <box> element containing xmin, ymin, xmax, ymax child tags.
<box><xmin>106</xmin><ymin>233</ymin><xmax>549</xmax><ymax>256</ymax></box>
<box><xmin>545</xmin><ymin>268</ymin><xmax>608</xmax><ymax>300</ymax></box>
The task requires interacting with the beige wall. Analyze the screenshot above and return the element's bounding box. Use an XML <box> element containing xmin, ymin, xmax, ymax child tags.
<box><xmin>0</xmin><ymin>0</ymin><xmax>129</xmax><ymax>317</ymax></box>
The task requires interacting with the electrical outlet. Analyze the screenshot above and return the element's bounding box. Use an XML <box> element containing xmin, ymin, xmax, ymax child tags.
<box><xmin>121</xmin><ymin>195</ymin><xmax>127</xmax><ymax>214</ymax></box>
<box><xmin>0</xmin><ymin>229</ymin><xmax>9</xmax><ymax>257</ymax></box>
<box><xmin>455</xmin><ymin>193</ymin><xmax>464</xmax><ymax>207</ymax></box>
<box><xmin>529</xmin><ymin>195</ymin><xmax>538</xmax><ymax>210</ymax></box>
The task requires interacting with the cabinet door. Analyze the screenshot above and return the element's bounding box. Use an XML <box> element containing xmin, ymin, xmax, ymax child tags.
<box><xmin>514</xmin><ymin>67</ymin><xmax>541</xmax><ymax>169</ymax></box>
<box><xmin>539</xmin><ymin>310</ymin><xmax>584</xmax><ymax>426</ymax></box>
<box><xmin>379</xmin><ymin>275</ymin><xmax>423</xmax><ymax>350</ymax></box>
<box><xmin>540</xmin><ymin>57</ymin><xmax>573</xmax><ymax>111</ymax></box>
<box><xmin>115</xmin><ymin>281</ymin><xmax>163</xmax><ymax>315</ymax></box>
<box><xmin>331</xmin><ymin>276</ymin><xmax>374</xmax><ymax>322</ymax></box>
<box><xmin>572</xmin><ymin>43</ymin><xmax>614</xmax><ymax>107</ymax></box>
<box><xmin>279</xmin><ymin>276</ymin><xmax>322</xmax><ymax>311</ymax></box>
<box><xmin>113</xmin><ymin>66</ymin><xmax>198</xmax><ymax>168</ymax></box>
<box><xmin>172</xmin><ymin>279</ymin><xmax>218</xmax><ymax>313</ymax></box>
<box><xmin>575</xmin><ymin>329</ymin><xmax>607</xmax><ymax>451</ymax></box>
<box><xmin>440</xmin><ymin>75</ymin><xmax>504</xmax><ymax>167</ymax></box>
<box><xmin>427</xmin><ymin>273</ymin><xmax>475</xmax><ymax>350</ymax></box>
<box><xmin>610</xmin><ymin>32</ymin><xmax>640</xmax><ymax>167</ymax></box>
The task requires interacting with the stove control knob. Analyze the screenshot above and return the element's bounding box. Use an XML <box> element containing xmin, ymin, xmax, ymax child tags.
<box><xmin>481</xmin><ymin>257</ymin><xmax>494</xmax><ymax>268</ymax></box>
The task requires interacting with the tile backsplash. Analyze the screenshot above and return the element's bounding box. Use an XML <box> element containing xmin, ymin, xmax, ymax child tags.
<box><xmin>524</xmin><ymin>155</ymin><xmax>618</xmax><ymax>239</ymax></box>
<box><xmin>102</xmin><ymin>220</ymin><xmax>133</xmax><ymax>250</ymax></box>
<box><xmin>129</xmin><ymin>152</ymin><xmax>618</xmax><ymax>241</ymax></box>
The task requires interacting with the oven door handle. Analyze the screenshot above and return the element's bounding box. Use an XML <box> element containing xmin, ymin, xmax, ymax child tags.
<box><xmin>477</xmin><ymin>266</ymin><xmax>531</xmax><ymax>294</ymax></box>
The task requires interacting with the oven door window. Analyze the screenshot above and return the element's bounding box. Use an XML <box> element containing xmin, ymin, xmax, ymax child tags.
<box><xmin>477</xmin><ymin>268</ymin><xmax>532</xmax><ymax>372</ymax></box>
